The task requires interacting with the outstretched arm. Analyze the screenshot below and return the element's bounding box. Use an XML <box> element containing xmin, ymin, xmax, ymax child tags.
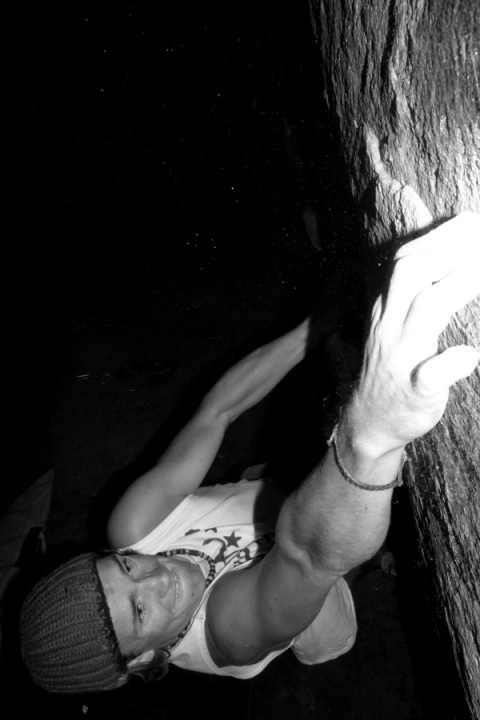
<box><xmin>107</xmin><ymin>318</ymin><xmax>311</xmax><ymax>548</ymax></box>
<box><xmin>207</xmin><ymin>213</ymin><xmax>480</xmax><ymax>667</ymax></box>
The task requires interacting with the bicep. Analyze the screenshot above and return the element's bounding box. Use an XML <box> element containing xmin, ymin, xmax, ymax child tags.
<box><xmin>206</xmin><ymin>545</ymin><xmax>338</xmax><ymax>667</ymax></box>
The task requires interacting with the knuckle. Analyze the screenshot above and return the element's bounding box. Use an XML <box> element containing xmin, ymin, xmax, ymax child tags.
<box><xmin>371</xmin><ymin>295</ymin><xmax>383</xmax><ymax>321</ymax></box>
<box><xmin>410</xmin><ymin>288</ymin><xmax>429</xmax><ymax>312</ymax></box>
<box><xmin>391</xmin><ymin>254</ymin><xmax>415</xmax><ymax>276</ymax></box>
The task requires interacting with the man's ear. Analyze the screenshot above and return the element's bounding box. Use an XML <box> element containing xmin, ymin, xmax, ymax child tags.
<box><xmin>127</xmin><ymin>649</ymin><xmax>155</xmax><ymax>668</ymax></box>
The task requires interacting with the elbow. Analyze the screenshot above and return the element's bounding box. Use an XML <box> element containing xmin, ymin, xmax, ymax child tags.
<box><xmin>105</xmin><ymin>505</ymin><xmax>144</xmax><ymax>550</ymax></box>
<box><xmin>275</xmin><ymin>506</ymin><xmax>361</xmax><ymax>580</ymax></box>
<box><xmin>105</xmin><ymin>515</ymin><xmax>124</xmax><ymax>550</ymax></box>
<box><xmin>198</xmin><ymin>394</ymin><xmax>233</xmax><ymax>429</ymax></box>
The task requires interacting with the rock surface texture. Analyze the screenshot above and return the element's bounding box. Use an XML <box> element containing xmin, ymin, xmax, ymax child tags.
<box><xmin>308</xmin><ymin>1</ymin><xmax>479</xmax><ymax>717</ymax></box>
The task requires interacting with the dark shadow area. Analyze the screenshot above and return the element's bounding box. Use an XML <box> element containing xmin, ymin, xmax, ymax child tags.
<box><xmin>389</xmin><ymin>490</ymin><xmax>472</xmax><ymax>720</ymax></box>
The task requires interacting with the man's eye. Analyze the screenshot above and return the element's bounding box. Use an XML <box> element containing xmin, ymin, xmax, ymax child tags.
<box><xmin>124</xmin><ymin>560</ymin><xmax>134</xmax><ymax>575</ymax></box>
<box><xmin>136</xmin><ymin>603</ymin><xmax>145</xmax><ymax>622</ymax></box>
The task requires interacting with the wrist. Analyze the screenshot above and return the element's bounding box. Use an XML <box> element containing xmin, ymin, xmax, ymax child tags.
<box><xmin>333</xmin><ymin>412</ymin><xmax>406</xmax><ymax>488</ymax></box>
<box><xmin>340</xmin><ymin>394</ymin><xmax>408</xmax><ymax>461</ymax></box>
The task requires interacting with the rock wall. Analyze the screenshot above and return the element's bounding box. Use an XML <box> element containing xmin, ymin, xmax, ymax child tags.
<box><xmin>308</xmin><ymin>1</ymin><xmax>480</xmax><ymax>717</ymax></box>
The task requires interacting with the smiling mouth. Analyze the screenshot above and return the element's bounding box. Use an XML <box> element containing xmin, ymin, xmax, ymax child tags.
<box><xmin>168</xmin><ymin>567</ymin><xmax>180</xmax><ymax>612</ymax></box>
<box><xmin>173</xmin><ymin>572</ymin><xmax>178</xmax><ymax>605</ymax></box>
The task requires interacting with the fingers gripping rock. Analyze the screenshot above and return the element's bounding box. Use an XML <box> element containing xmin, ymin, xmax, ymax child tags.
<box><xmin>414</xmin><ymin>345</ymin><xmax>480</xmax><ymax>397</ymax></box>
<box><xmin>349</xmin><ymin>213</ymin><xmax>480</xmax><ymax>454</ymax></box>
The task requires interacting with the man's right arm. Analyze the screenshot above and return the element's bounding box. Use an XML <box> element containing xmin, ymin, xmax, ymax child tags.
<box><xmin>278</xmin><ymin>211</ymin><xmax>480</xmax><ymax>579</ymax></box>
<box><xmin>206</xmin><ymin>213</ymin><xmax>480</xmax><ymax>667</ymax></box>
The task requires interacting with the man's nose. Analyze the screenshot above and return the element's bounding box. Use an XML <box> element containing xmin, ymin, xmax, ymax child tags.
<box><xmin>137</xmin><ymin>566</ymin><xmax>172</xmax><ymax>597</ymax></box>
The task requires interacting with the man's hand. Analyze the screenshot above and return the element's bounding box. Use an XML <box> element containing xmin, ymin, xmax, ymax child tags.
<box><xmin>347</xmin><ymin>212</ymin><xmax>480</xmax><ymax>456</ymax></box>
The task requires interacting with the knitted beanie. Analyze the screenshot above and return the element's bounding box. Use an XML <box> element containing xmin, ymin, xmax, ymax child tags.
<box><xmin>19</xmin><ymin>552</ymin><xmax>128</xmax><ymax>694</ymax></box>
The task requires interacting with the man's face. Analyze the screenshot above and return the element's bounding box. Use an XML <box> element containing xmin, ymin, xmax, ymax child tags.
<box><xmin>96</xmin><ymin>553</ymin><xmax>206</xmax><ymax>659</ymax></box>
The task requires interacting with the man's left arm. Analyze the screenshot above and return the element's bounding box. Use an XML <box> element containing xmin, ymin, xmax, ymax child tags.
<box><xmin>107</xmin><ymin>318</ymin><xmax>311</xmax><ymax>547</ymax></box>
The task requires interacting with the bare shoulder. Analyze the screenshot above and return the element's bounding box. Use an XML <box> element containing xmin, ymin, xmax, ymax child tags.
<box><xmin>204</xmin><ymin>602</ymin><xmax>290</xmax><ymax>668</ymax></box>
<box><xmin>204</xmin><ymin>545</ymin><xmax>336</xmax><ymax>667</ymax></box>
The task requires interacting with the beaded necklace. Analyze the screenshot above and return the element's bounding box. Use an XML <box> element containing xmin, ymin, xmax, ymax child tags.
<box><xmin>156</xmin><ymin>548</ymin><xmax>217</xmax><ymax>655</ymax></box>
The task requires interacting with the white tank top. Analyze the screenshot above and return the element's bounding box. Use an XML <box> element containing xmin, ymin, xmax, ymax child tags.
<box><xmin>127</xmin><ymin>479</ymin><xmax>356</xmax><ymax>677</ymax></box>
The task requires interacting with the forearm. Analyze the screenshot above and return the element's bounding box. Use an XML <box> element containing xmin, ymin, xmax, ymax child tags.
<box><xmin>276</xmin><ymin>408</ymin><xmax>405</xmax><ymax>577</ymax></box>
<box><xmin>202</xmin><ymin>317</ymin><xmax>310</xmax><ymax>424</ymax></box>
<box><xmin>277</xmin><ymin>214</ymin><xmax>480</xmax><ymax>578</ymax></box>
<box><xmin>154</xmin><ymin>318</ymin><xmax>311</xmax><ymax>489</ymax></box>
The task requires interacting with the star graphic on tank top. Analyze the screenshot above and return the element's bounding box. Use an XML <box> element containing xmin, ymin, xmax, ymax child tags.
<box><xmin>223</xmin><ymin>531</ymin><xmax>240</xmax><ymax>548</ymax></box>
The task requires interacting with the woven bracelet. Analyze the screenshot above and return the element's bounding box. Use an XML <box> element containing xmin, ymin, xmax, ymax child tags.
<box><xmin>327</xmin><ymin>423</ymin><xmax>405</xmax><ymax>491</ymax></box>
